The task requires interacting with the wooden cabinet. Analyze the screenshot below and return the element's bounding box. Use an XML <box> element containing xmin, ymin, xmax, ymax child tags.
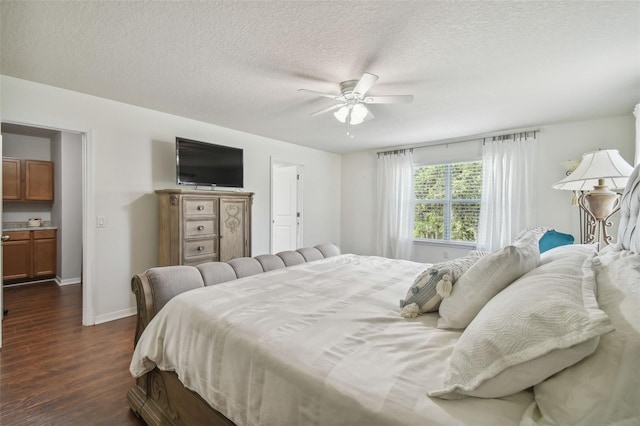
<box><xmin>156</xmin><ymin>189</ymin><xmax>253</xmax><ymax>266</ymax></box>
<box><xmin>2</xmin><ymin>158</ymin><xmax>21</xmax><ymax>201</ymax></box>
<box><xmin>2</xmin><ymin>231</ymin><xmax>31</xmax><ymax>281</ymax></box>
<box><xmin>32</xmin><ymin>230</ymin><xmax>57</xmax><ymax>277</ymax></box>
<box><xmin>2</xmin><ymin>158</ymin><xmax>54</xmax><ymax>202</ymax></box>
<box><xmin>2</xmin><ymin>229</ymin><xmax>57</xmax><ymax>281</ymax></box>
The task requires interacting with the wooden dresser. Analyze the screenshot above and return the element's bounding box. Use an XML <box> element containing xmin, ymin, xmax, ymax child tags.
<box><xmin>156</xmin><ymin>189</ymin><xmax>253</xmax><ymax>266</ymax></box>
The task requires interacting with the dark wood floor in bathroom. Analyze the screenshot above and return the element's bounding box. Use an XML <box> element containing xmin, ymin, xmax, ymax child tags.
<box><xmin>0</xmin><ymin>281</ymin><xmax>145</xmax><ymax>425</ymax></box>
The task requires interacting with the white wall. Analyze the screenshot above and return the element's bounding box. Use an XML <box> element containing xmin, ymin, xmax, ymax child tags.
<box><xmin>341</xmin><ymin>114</ymin><xmax>635</xmax><ymax>263</ymax></box>
<box><xmin>2</xmin><ymin>132</ymin><xmax>51</xmax><ymax>160</ymax></box>
<box><xmin>52</xmin><ymin>131</ymin><xmax>83</xmax><ymax>284</ymax></box>
<box><xmin>1</xmin><ymin>75</ymin><xmax>342</xmax><ymax>323</ymax></box>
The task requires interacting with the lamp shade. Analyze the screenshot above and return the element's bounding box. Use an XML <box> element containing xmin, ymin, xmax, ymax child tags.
<box><xmin>552</xmin><ymin>149</ymin><xmax>634</xmax><ymax>191</ymax></box>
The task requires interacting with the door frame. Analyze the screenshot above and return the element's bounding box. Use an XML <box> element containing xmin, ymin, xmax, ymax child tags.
<box><xmin>270</xmin><ymin>158</ymin><xmax>303</xmax><ymax>253</ymax></box>
<box><xmin>1</xmin><ymin>135</ymin><xmax>3</xmax><ymax>347</ymax></box>
<box><xmin>1</xmin><ymin>116</ymin><xmax>95</xmax><ymax>328</ymax></box>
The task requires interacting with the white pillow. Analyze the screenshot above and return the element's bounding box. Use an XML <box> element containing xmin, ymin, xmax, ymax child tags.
<box><xmin>521</xmin><ymin>249</ymin><xmax>640</xmax><ymax>426</ymax></box>
<box><xmin>399</xmin><ymin>252</ymin><xmax>486</xmax><ymax>318</ymax></box>
<box><xmin>437</xmin><ymin>233</ymin><xmax>540</xmax><ymax>329</ymax></box>
<box><xmin>429</xmin><ymin>251</ymin><xmax>613</xmax><ymax>399</ymax></box>
<box><xmin>539</xmin><ymin>242</ymin><xmax>598</xmax><ymax>265</ymax></box>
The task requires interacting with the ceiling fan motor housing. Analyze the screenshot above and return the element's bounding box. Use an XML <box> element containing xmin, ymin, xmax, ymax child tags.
<box><xmin>339</xmin><ymin>80</ymin><xmax>360</xmax><ymax>99</ymax></box>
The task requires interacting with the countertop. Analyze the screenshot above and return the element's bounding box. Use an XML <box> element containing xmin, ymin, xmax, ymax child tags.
<box><xmin>3</xmin><ymin>222</ymin><xmax>58</xmax><ymax>231</ymax></box>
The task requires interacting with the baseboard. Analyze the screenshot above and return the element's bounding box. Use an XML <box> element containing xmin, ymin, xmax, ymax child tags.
<box><xmin>55</xmin><ymin>276</ymin><xmax>82</xmax><ymax>286</ymax></box>
<box><xmin>94</xmin><ymin>306</ymin><xmax>137</xmax><ymax>325</ymax></box>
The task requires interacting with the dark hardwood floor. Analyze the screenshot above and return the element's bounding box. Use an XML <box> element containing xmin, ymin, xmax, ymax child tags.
<box><xmin>0</xmin><ymin>281</ymin><xmax>145</xmax><ymax>425</ymax></box>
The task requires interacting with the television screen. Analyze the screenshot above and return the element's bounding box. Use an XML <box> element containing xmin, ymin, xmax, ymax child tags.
<box><xmin>176</xmin><ymin>137</ymin><xmax>243</xmax><ymax>188</ymax></box>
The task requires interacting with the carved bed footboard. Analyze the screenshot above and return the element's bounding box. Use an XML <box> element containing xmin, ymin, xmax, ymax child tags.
<box><xmin>131</xmin><ymin>273</ymin><xmax>155</xmax><ymax>346</ymax></box>
<box><xmin>129</xmin><ymin>273</ymin><xmax>236</xmax><ymax>425</ymax></box>
<box><xmin>128</xmin><ymin>369</ymin><xmax>234</xmax><ymax>426</ymax></box>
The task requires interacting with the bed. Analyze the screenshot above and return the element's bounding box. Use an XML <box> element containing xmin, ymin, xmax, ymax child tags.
<box><xmin>128</xmin><ymin>164</ymin><xmax>640</xmax><ymax>426</ymax></box>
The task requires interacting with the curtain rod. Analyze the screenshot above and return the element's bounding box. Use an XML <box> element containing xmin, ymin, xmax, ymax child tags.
<box><xmin>376</xmin><ymin>127</ymin><xmax>540</xmax><ymax>155</ymax></box>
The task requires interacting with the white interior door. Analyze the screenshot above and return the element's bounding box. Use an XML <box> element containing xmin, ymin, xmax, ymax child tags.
<box><xmin>271</xmin><ymin>162</ymin><xmax>302</xmax><ymax>253</ymax></box>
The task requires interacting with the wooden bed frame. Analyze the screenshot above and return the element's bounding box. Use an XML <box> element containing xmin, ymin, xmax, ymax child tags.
<box><xmin>127</xmin><ymin>273</ymin><xmax>235</xmax><ymax>426</ymax></box>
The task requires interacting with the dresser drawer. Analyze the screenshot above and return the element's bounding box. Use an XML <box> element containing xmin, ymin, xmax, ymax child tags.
<box><xmin>4</xmin><ymin>231</ymin><xmax>30</xmax><ymax>241</ymax></box>
<box><xmin>33</xmin><ymin>229</ymin><xmax>57</xmax><ymax>239</ymax></box>
<box><xmin>184</xmin><ymin>239</ymin><xmax>216</xmax><ymax>258</ymax></box>
<box><xmin>183</xmin><ymin>255</ymin><xmax>218</xmax><ymax>266</ymax></box>
<box><xmin>183</xmin><ymin>198</ymin><xmax>216</xmax><ymax>216</ymax></box>
<box><xmin>184</xmin><ymin>219</ymin><xmax>216</xmax><ymax>237</ymax></box>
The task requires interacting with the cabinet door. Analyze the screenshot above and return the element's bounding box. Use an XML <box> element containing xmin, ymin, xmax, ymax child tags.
<box><xmin>2</xmin><ymin>158</ymin><xmax>22</xmax><ymax>200</ymax></box>
<box><xmin>219</xmin><ymin>198</ymin><xmax>249</xmax><ymax>262</ymax></box>
<box><xmin>32</xmin><ymin>235</ymin><xmax>57</xmax><ymax>277</ymax></box>
<box><xmin>2</xmin><ymin>232</ymin><xmax>31</xmax><ymax>280</ymax></box>
<box><xmin>25</xmin><ymin>160</ymin><xmax>54</xmax><ymax>201</ymax></box>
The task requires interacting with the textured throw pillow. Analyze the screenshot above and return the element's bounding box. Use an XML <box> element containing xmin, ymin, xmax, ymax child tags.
<box><xmin>521</xmin><ymin>247</ymin><xmax>640</xmax><ymax>426</ymax></box>
<box><xmin>538</xmin><ymin>230</ymin><xmax>574</xmax><ymax>253</ymax></box>
<box><xmin>399</xmin><ymin>251</ymin><xmax>486</xmax><ymax>318</ymax></box>
<box><xmin>428</xmin><ymin>251</ymin><xmax>614</xmax><ymax>399</ymax></box>
<box><xmin>514</xmin><ymin>226</ymin><xmax>551</xmax><ymax>242</ymax></box>
<box><xmin>437</xmin><ymin>233</ymin><xmax>540</xmax><ymax>329</ymax></box>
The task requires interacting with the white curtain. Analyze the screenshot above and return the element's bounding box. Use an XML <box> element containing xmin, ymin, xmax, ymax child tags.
<box><xmin>634</xmin><ymin>103</ymin><xmax>639</xmax><ymax>166</ymax></box>
<box><xmin>376</xmin><ymin>149</ymin><xmax>414</xmax><ymax>260</ymax></box>
<box><xmin>476</xmin><ymin>134</ymin><xmax>537</xmax><ymax>251</ymax></box>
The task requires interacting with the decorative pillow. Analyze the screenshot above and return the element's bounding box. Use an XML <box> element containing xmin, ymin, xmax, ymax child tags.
<box><xmin>538</xmin><ymin>230</ymin><xmax>574</xmax><ymax>253</ymax></box>
<box><xmin>428</xmin><ymin>251</ymin><xmax>614</xmax><ymax>399</ymax></box>
<box><xmin>399</xmin><ymin>251</ymin><xmax>486</xmax><ymax>318</ymax></box>
<box><xmin>515</xmin><ymin>226</ymin><xmax>551</xmax><ymax>242</ymax></box>
<box><xmin>520</xmin><ymin>248</ymin><xmax>640</xmax><ymax>426</ymax></box>
<box><xmin>437</xmin><ymin>233</ymin><xmax>540</xmax><ymax>329</ymax></box>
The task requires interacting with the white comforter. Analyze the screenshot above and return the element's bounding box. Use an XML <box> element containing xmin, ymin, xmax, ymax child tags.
<box><xmin>130</xmin><ymin>254</ymin><xmax>533</xmax><ymax>426</ymax></box>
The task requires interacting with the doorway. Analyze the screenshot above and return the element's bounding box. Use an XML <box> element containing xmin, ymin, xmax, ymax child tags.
<box><xmin>270</xmin><ymin>159</ymin><xmax>303</xmax><ymax>254</ymax></box>
<box><xmin>1</xmin><ymin>120</ymin><xmax>91</xmax><ymax>349</ymax></box>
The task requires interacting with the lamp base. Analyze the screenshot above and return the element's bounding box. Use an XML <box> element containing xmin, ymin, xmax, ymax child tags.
<box><xmin>577</xmin><ymin>189</ymin><xmax>621</xmax><ymax>247</ymax></box>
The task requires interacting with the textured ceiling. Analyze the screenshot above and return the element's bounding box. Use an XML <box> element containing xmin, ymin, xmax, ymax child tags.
<box><xmin>1</xmin><ymin>1</ymin><xmax>639</xmax><ymax>154</ymax></box>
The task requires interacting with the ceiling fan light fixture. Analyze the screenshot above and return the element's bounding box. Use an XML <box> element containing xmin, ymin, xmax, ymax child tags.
<box><xmin>333</xmin><ymin>104</ymin><xmax>367</xmax><ymax>125</ymax></box>
<box><xmin>350</xmin><ymin>103</ymin><xmax>368</xmax><ymax>124</ymax></box>
<box><xmin>333</xmin><ymin>106</ymin><xmax>349</xmax><ymax>123</ymax></box>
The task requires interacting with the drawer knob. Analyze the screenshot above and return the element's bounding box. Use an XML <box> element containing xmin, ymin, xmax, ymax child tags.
<box><xmin>197</xmin><ymin>205</ymin><xmax>205</xmax><ymax>211</ymax></box>
<box><xmin>197</xmin><ymin>246</ymin><xmax>205</xmax><ymax>251</ymax></box>
<box><xmin>1</xmin><ymin>235</ymin><xmax>10</xmax><ymax>242</ymax></box>
<box><xmin>197</xmin><ymin>225</ymin><xmax>205</xmax><ymax>231</ymax></box>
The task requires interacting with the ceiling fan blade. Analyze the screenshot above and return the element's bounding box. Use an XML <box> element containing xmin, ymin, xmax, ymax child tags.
<box><xmin>363</xmin><ymin>95</ymin><xmax>414</xmax><ymax>104</ymax></box>
<box><xmin>309</xmin><ymin>103</ymin><xmax>344</xmax><ymax>116</ymax></box>
<box><xmin>298</xmin><ymin>88</ymin><xmax>341</xmax><ymax>100</ymax></box>
<box><xmin>353</xmin><ymin>72</ymin><xmax>379</xmax><ymax>96</ymax></box>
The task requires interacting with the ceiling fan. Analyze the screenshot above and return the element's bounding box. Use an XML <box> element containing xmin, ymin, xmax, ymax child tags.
<box><xmin>298</xmin><ymin>72</ymin><xmax>414</xmax><ymax>130</ymax></box>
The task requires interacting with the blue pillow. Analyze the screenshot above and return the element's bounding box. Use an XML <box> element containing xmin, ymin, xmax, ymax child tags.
<box><xmin>539</xmin><ymin>230</ymin><xmax>574</xmax><ymax>253</ymax></box>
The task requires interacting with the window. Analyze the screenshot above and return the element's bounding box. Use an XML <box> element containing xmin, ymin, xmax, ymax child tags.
<box><xmin>413</xmin><ymin>161</ymin><xmax>482</xmax><ymax>243</ymax></box>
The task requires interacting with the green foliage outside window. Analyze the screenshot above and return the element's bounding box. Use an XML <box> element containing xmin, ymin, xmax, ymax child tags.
<box><xmin>414</xmin><ymin>161</ymin><xmax>482</xmax><ymax>242</ymax></box>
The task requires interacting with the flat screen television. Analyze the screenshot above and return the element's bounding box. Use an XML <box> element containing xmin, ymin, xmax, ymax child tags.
<box><xmin>176</xmin><ymin>137</ymin><xmax>244</xmax><ymax>188</ymax></box>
